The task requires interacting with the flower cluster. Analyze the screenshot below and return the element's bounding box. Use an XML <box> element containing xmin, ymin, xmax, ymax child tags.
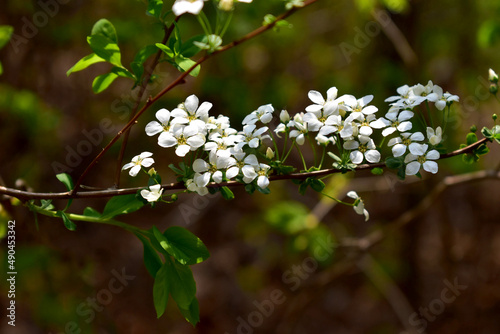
<box><xmin>122</xmin><ymin>81</ymin><xmax>460</xmax><ymax>220</ymax></box>
<box><xmin>172</xmin><ymin>0</ymin><xmax>253</xmax><ymax>16</ymax></box>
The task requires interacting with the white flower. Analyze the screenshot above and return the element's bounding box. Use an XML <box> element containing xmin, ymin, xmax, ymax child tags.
<box><xmin>140</xmin><ymin>184</ymin><xmax>163</xmax><ymax>202</ymax></box>
<box><xmin>385</xmin><ymin>85</ymin><xmax>426</xmax><ymax>107</ymax></box>
<box><xmin>315</xmin><ymin>134</ymin><xmax>335</xmax><ymax>146</ymax></box>
<box><xmin>226</xmin><ymin>151</ymin><xmax>259</xmax><ymax>182</ymax></box>
<box><xmin>205</xmin><ymin>130</ymin><xmax>240</xmax><ymax>158</ymax></box>
<box><xmin>122</xmin><ymin>152</ymin><xmax>154</xmax><ymax>177</ymax></box>
<box><xmin>426</xmin><ymin>85</ymin><xmax>459</xmax><ymax>110</ymax></box>
<box><xmin>242</xmin><ymin>104</ymin><xmax>274</xmax><ymax>125</ymax></box>
<box><xmin>346</xmin><ymin>191</ymin><xmax>369</xmax><ymax>221</ymax></box>
<box><xmin>388</xmin><ymin>132</ymin><xmax>424</xmax><ymax>157</ymax></box>
<box><xmin>171</xmin><ymin>94</ymin><xmax>211</xmax><ymax>132</ymax></box>
<box><xmin>289</xmin><ymin>118</ymin><xmax>309</xmax><ymax>145</ymax></box>
<box><xmin>243</xmin><ymin>163</ymin><xmax>271</xmax><ymax>189</ymax></box>
<box><xmin>172</xmin><ymin>0</ymin><xmax>207</xmax><ymax>16</ymax></box>
<box><xmin>306</xmin><ymin>87</ymin><xmax>339</xmax><ymax>114</ymax></box>
<box><xmin>404</xmin><ymin>143</ymin><xmax>440</xmax><ymax>175</ymax></box>
<box><xmin>158</xmin><ymin>124</ymin><xmax>206</xmax><ymax>157</ymax></box>
<box><xmin>427</xmin><ymin>126</ymin><xmax>443</xmax><ymax>146</ymax></box>
<box><xmin>186</xmin><ymin>179</ymin><xmax>209</xmax><ymax>196</ymax></box>
<box><xmin>235</xmin><ymin>124</ymin><xmax>269</xmax><ymax>150</ymax></box>
<box><xmin>377</xmin><ymin>108</ymin><xmax>414</xmax><ymax>137</ymax></box>
<box><xmin>489</xmin><ymin>68</ymin><xmax>499</xmax><ymax>83</ymax></box>
<box><xmin>344</xmin><ymin>136</ymin><xmax>380</xmax><ymax>164</ymax></box>
<box><xmin>193</xmin><ymin>151</ymin><xmax>235</xmax><ymax>187</ymax></box>
<box><xmin>145</xmin><ymin>108</ymin><xmax>172</xmax><ymax>138</ymax></box>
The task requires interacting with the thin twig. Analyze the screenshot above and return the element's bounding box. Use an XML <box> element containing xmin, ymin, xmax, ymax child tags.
<box><xmin>114</xmin><ymin>20</ymin><xmax>179</xmax><ymax>188</ymax></box>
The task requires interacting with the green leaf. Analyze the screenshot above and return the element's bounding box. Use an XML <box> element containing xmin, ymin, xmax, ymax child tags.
<box><xmin>174</xmin><ymin>56</ymin><xmax>200</xmax><ymax>77</ymax></box>
<box><xmin>466</xmin><ymin>132</ymin><xmax>478</xmax><ymax>145</ymax></box>
<box><xmin>155</xmin><ymin>43</ymin><xmax>174</xmax><ymax>58</ymax></box>
<box><xmin>163</xmin><ymin>226</ymin><xmax>210</xmax><ymax>265</ymax></box>
<box><xmin>131</xmin><ymin>44</ymin><xmax>159</xmax><ymax>81</ymax></box>
<box><xmin>41</xmin><ymin>199</ymin><xmax>54</xmax><ymax>210</ymax></box>
<box><xmin>371</xmin><ymin>167</ymin><xmax>384</xmax><ymax>175</ymax></box>
<box><xmin>386</xmin><ymin>157</ymin><xmax>403</xmax><ymax>169</ymax></box>
<box><xmin>83</xmin><ymin>207</ymin><xmax>101</xmax><ymax>218</ymax></box>
<box><xmin>220</xmin><ymin>186</ymin><xmax>234</xmax><ymax>200</ymax></box>
<box><xmin>166</xmin><ymin>257</ymin><xmax>196</xmax><ymax>310</ymax></box>
<box><xmin>135</xmin><ymin>233</ymin><xmax>163</xmax><ymax>277</ymax></box>
<box><xmin>147</xmin><ymin>0</ymin><xmax>164</xmax><ymax>19</ymax></box>
<box><xmin>92</xmin><ymin>72</ymin><xmax>119</xmax><ymax>94</ymax></box>
<box><xmin>0</xmin><ymin>25</ymin><xmax>14</xmax><ymax>49</ymax></box>
<box><xmin>58</xmin><ymin>211</ymin><xmax>76</xmax><ymax>231</ymax></box>
<box><xmin>66</xmin><ymin>53</ymin><xmax>106</xmax><ymax>76</ymax></box>
<box><xmin>152</xmin><ymin>261</ymin><xmax>170</xmax><ymax>318</ymax></box>
<box><xmin>0</xmin><ymin>61</ymin><xmax>3</xmax><ymax>76</ymax></box>
<box><xmin>56</xmin><ymin>173</ymin><xmax>74</xmax><ymax>210</ymax></box>
<box><xmin>111</xmin><ymin>66</ymin><xmax>134</xmax><ymax>79</ymax></box>
<box><xmin>56</xmin><ymin>173</ymin><xmax>74</xmax><ymax>191</ymax></box>
<box><xmin>179</xmin><ymin>298</ymin><xmax>200</xmax><ymax>326</ymax></box>
<box><xmin>482</xmin><ymin>126</ymin><xmax>492</xmax><ymax>138</ymax></box>
<box><xmin>87</xmin><ymin>35</ymin><xmax>121</xmax><ymax>67</ymax></box>
<box><xmin>91</xmin><ymin>18</ymin><xmax>118</xmax><ymax>43</ymax></box>
<box><xmin>476</xmin><ymin>143</ymin><xmax>490</xmax><ymax>155</ymax></box>
<box><xmin>310</xmin><ymin>179</ymin><xmax>325</xmax><ymax>193</ymax></box>
<box><xmin>101</xmin><ymin>194</ymin><xmax>144</xmax><ymax>219</ymax></box>
<box><xmin>180</xmin><ymin>35</ymin><xmax>205</xmax><ymax>58</ymax></box>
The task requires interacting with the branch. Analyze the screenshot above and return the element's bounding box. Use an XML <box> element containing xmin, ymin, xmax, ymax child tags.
<box><xmin>0</xmin><ymin>137</ymin><xmax>491</xmax><ymax>201</ymax></box>
<box><xmin>71</xmin><ymin>0</ymin><xmax>319</xmax><ymax>194</ymax></box>
<box><xmin>113</xmin><ymin>19</ymin><xmax>180</xmax><ymax>188</ymax></box>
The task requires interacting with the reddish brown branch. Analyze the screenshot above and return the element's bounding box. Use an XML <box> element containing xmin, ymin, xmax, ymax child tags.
<box><xmin>0</xmin><ymin>138</ymin><xmax>492</xmax><ymax>201</ymax></box>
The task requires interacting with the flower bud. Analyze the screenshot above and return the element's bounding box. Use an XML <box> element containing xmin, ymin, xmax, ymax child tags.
<box><xmin>493</xmin><ymin>114</ymin><xmax>498</xmax><ymax>121</ymax></box>
<box><xmin>170</xmin><ymin>194</ymin><xmax>178</xmax><ymax>202</ymax></box>
<box><xmin>148</xmin><ymin>168</ymin><xmax>157</xmax><ymax>176</ymax></box>
<box><xmin>489</xmin><ymin>68</ymin><xmax>499</xmax><ymax>83</ymax></box>
<box><xmin>266</xmin><ymin>147</ymin><xmax>275</xmax><ymax>159</ymax></box>
<box><xmin>219</xmin><ymin>0</ymin><xmax>234</xmax><ymax>11</ymax></box>
<box><xmin>490</xmin><ymin>83</ymin><xmax>498</xmax><ymax>95</ymax></box>
<box><xmin>279</xmin><ymin>109</ymin><xmax>290</xmax><ymax>123</ymax></box>
<box><xmin>470</xmin><ymin>125</ymin><xmax>477</xmax><ymax>133</ymax></box>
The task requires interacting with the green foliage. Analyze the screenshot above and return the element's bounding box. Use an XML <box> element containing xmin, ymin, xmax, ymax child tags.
<box><xmin>101</xmin><ymin>194</ymin><xmax>145</xmax><ymax>219</ymax></box>
<box><xmin>0</xmin><ymin>25</ymin><xmax>13</xmax><ymax>75</ymax></box>
<box><xmin>56</xmin><ymin>173</ymin><xmax>74</xmax><ymax>210</ymax></box>
<box><xmin>220</xmin><ymin>186</ymin><xmax>235</xmax><ymax>200</ymax></box>
<box><xmin>135</xmin><ymin>232</ymin><xmax>163</xmax><ymax>277</ymax></box>
<box><xmin>294</xmin><ymin>176</ymin><xmax>325</xmax><ymax>195</ymax></box>
<box><xmin>152</xmin><ymin>226</ymin><xmax>210</xmax><ymax>265</ymax></box>
<box><xmin>152</xmin><ymin>260</ymin><xmax>170</xmax><ymax>318</ymax></box>
<box><xmin>146</xmin><ymin>0</ymin><xmax>164</xmax><ymax>20</ymax></box>
<box><xmin>57</xmin><ymin>211</ymin><xmax>76</xmax><ymax>231</ymax></box>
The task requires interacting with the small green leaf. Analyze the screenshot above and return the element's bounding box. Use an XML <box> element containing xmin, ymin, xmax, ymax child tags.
<box><xmin>310</xmin><ymin>179</ymin><xmax>325</xmax><ymax>193</ymax></box>
<box><xmin>371</xmin><ymin>167</ymin><xmax>384</xmax><ymax>175</ymax></box>
<box><xmin>482</xmin><ymin>126</ymin><xmax>493</xmax><ymax>138</ymax></box>
<box><xmin>166</xmin><ymin>257</ymin><xmax>196</xmax><ymax>310</ymax></box>
<box><xmin>179</xmin><ymin>298</ymin><xmax>200</xmax><ymax>326</ymax></box>
<box><xmin>153</xmin><ymin>261</ymin><xmax>170</xmax><ymax>318</ymax></box>
<box><xmin>87</xmin><ymin>35</ymin><xmax>122</xmax><ymax>67</ymax></box>
<box><xmin>92</xmin><ymin>72</ymin><xmax>119</xmax><ymax>93</ymax></box>
<box><xmin>466</xmin><ymin>132</ymin><xmax>478</xmax><ymax>145</ymax></box>
<box><xmin>0</xmin><ymin>25</ymin><xmax>14</xmax><ymax>49</ymax></box>
<box><xmin>41</xmin><ymin>199</ymin><xmax>54</xmax><ymax>210</ymax></box>
<box><xmin>147</xmin><ymin>0</ymin><xmax>164</xmax><ymax>19</ymax></box>
<box><xmin>163</xmin><ymin>226</ymin><xmax>210</xmax><ymax>265</ymax></box>
<box><xmin>174</xmin><ymin>56</ymin><xmax>200</xmax><ymax>77</ymax></box>
<box><xmin>220</xmin><ymin>186</ymin><xmax>234</xmax><ymax>200</ymax></box>
<box><xmin>56</xmin><ymin>173</ymin><xmax>74</xmax><ymax>191</ymax></box>
<box><xmin>101</xmin><ymin>194</ymin><xmax>144</xmax><ymax>219</ymax></box>
<box><xmin>386</xmin><ymin>157</ymin><xmax>403</xmax><ymax>169</ymax></box>
<box><xmin>180</xmin><ymin>35</ymin><xmax>205</xmax><ymax>58</ymax></box>
<box><xmin>67</xmin><ymin>53</ymin><xmax>106</xmax><ymax>76</ymax></box>
<box><xmin>56</xmin><ymin>173</ymin><xmax>74</xmax><ymax>210</ymax></box>
<box><xmin>135</xmin><ymin>233</ymin><xmax>163</xmax><ymax>277</ymax></box>
<box><xmin>83</xmin><ymin>207</ymin><xmax>101</xmax><ymax>218</ymax></box>
<box><xmin>131</xmin><ymin>44</ymin><xmax>159</xmax><ymax>81</ymax></box>
<box><xmin>91</xmin><ymin>18</ymin><xmax>118</xmax><ymax>43</ymax></box>
<box><xmin>155</xmin><ymin>43</ymin><xmax>174</xmax><ymax>58</ymax></box>
<box><xmin>328</xmin><ymin>152</ymin><xmax>342</xmax><ymax>163</ymax></box>
<box><xmin>58</xmin><ymin>211</ymin><xmax>76</xmax><ymax>231</ymax></box>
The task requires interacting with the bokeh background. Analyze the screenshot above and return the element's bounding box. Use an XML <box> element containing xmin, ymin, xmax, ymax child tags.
<box><xmin>1</xmin><ymin>0</ymin><xmax>500</xmax><ymax>333</ymax></box>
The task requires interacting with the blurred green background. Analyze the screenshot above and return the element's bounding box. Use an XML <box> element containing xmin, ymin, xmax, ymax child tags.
<box><xmin>1</xmin><ymin>0</ymin><xmax>500</xmax><ymax>333</ymax></box>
